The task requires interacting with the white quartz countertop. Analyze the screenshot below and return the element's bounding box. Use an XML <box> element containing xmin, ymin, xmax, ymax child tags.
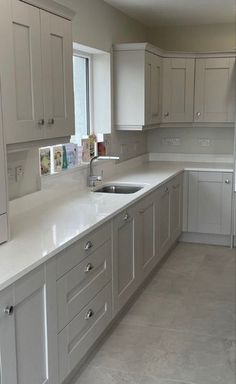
<box><xmin>0</xmin><ymin>160</ymin><xmax>233</xmax><ymax>291</ymax></box>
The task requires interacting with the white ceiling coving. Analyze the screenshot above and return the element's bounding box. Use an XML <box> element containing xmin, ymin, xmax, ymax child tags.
<box><xmin>104</xmin><ymin>0</ymin><xmax>236</xmax><ymax>27</ymax></box>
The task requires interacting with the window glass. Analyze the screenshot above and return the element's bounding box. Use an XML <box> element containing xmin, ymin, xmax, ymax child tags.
<box><xmin>71</xmin><ymin>55</ymin><xmax>90</xmax><ymax>144</ymax></box>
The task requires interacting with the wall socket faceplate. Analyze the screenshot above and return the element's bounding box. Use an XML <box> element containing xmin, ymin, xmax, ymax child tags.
<box><xmin>162</xmin><ymin>137</ymin><xmax>181</xmax><ymax>146</ymax></box>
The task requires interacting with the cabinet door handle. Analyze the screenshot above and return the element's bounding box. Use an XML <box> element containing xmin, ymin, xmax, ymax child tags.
<box><xmin>172</xmin><ymin>185</ymin><xmax>178</xmax><ymax>190</ymax></box>
<box><xmin>196</xmin><ymin>112</ymin><xmax>201</xmax><ymax>119</ymax></box>
<box><xmin>225</xmin><ymin>179</ymin><xmax>231</xmax><ymax>184</ymax></box>
<box><xmin>164</xmin><ymin>112</ymin><xmax>169</xmax><ymax>118</ymax></box>
<box><xmin>84</xmin><ymin>263</ymin><xmax>94</xmax><ymax>273</ymax></box>
<box><xmin>85</xmin><ymin>309</ymin><xmax>94</xmax><ymax>320</ymax></box>
<box><xmin>164</xmin><ymin>187</ymin><xmax>169</xmax><ymax>193</ymax></box>
<box><xmin>38</xmin><ymin>119</ymin><xmax>44</xmax><ymax>126</ymax></box>
<box><xmin>123</xmin><ymin>213</ymin><xmax>130</xmax><ymax>221</ymax></box>
<box><xmin>4</xmin><ymin>306</ymin><xmax>14</xmax><ymax>316</ymax></box>
<box><xmin>84</xmin><ymin>241</ymin><xmax>93</xmax><ymax>251</ymax></box>
<box><xmin>48</xmin><ymin>118</ymin><xmax>54</xmax><ymax>125</ymax></box>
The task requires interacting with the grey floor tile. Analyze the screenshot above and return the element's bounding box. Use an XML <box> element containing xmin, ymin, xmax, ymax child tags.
<box><xmin>74</xmin><ymin>244</ymin><xmax>236</xmax><ymax>384</ymax></box>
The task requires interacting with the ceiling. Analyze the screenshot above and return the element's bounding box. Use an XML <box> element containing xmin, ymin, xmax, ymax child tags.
<box><xmin>104</xmin><ymin>0</ymin><xmax>236</xmax><ymax>27</ymax></box>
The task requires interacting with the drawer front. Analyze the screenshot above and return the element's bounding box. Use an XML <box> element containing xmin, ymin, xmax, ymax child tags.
<box><xmin>57</xmin><ymin>240</ymin><xmax>111</xmax><ymax>332</ymax></box>
<box><xmin>58</xmin><ymin>283</ymin><xmax>112</xmax><ymax>383</ymax></box>
<box><xmin>56</xmin><ymin>221</ymin><xmax>111</xmax><ymax>279</ymax></box>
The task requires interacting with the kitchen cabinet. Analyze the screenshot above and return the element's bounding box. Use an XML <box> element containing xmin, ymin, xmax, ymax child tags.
<box><xmin>162</xmin><ymin>58</ymin><xmax>195</xmax><ymax>123</ymax></box>
<box><xmin>156</xmin><ymin>174</ymin><xmax>183</xmax><ymax>259</ymax></box>
<box><xmin>0</xmin><ymin>0</ymin><xmax>74</xmax><ymax>145</ymax></box>
<box><xmin>0</xmin><ymin>265</ymin><xmax>57</xmax><ymax>384</ymax></box>
<box><xmin>156</xmin><ymin>181</ymin><xmax>172</xmax><ymax>259</ymax></box>
<box><xmin>194</xmin><ymin>57</ymin><xmax>235</xmax><ymax>123</ymax></box>
<box><xmin>188</xmin><ymin>171</ymin><xmax>233</xmax><ymax>235</ymax></box>
<box><xmin>136</xmin><ymin>192</ymin><xmax>157</xmax><ymax>282</ymax></box>
<box><xmin>170</xmin><ymin>173</ymin><xmax>183</xmax><ymax>242</ymax></box>
<box><xmin>113</xmin><ymin>45</ymin><xmax>162</xmax><ymax>130</ymax></box>
<box><xmin>113</xmin><ymin>206</ymin><xmax>138</xmax><ymax>312</ymax></box>
<box><xmin>56</xmin><ymin>222</ymin><xmax>112</xmax><ymax>383</ymax></box>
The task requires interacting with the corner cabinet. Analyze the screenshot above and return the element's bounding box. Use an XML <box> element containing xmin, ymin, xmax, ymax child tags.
<box><xmin>113</xmin><ymin>44</ymin><xmax>162</xmax><ymax>131</ymax></box>
<box><xmin>0</xmin><ymin>264</ymin><xmax>58</xmax><ymax>384</ymax></box>
<box><xmin>194</xmin><ymin>57</ymin><xmax>235</xmax><ymax>123</ymax></box>
<box><xmin>0</xmin><ymin>0</ymin><xmax>74</xmax><ymax>145</ymax></box>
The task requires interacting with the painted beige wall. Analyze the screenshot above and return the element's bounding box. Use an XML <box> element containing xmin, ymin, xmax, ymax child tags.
<box><xmin>56</xmin><ymin>0</ymin><xmax>147</xmax><ymax>52</ymax></box>
<box><xmin>147</xmin><ymin>23</ymin><xmax>236</xmax><ymax>52</ymax></box>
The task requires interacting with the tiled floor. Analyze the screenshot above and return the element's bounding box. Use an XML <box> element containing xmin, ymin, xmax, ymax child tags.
<box><xmin>75</xmin><ymin>243</ymin><xmax>236</xmax><ymax>384</ymax></box>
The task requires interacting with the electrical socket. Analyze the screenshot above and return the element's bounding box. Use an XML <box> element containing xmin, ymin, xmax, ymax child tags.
<box><xmin>198</xmin><ymin>138</ymin><xmax>210</xmax><ymax>147</ymax></box>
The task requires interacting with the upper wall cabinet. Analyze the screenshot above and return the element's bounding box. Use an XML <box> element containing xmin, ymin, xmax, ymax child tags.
<box><xmin>194</xmin><ymin>57</ymin><xmax>235</xmax><ymax>123</ymax></box>
<box><xmin>113</xmin><ymin>44</ymin><xmax>162</xmax><ymax>131</ymax></box>
<box><xmin>162</xmin><ymin>58</ymin><xmax>195</xmax><ymax>123</ymax></box>
<box><xmin>0</xmin><ymin>0</ymin><xmax>74</xmax><ymax>145</ymax></box>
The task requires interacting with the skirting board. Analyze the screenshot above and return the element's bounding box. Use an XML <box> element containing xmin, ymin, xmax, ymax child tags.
<box><xmin>180</xmin><ymin>232</ymin><xmax>232</xmax><ymax>247</ymax></box>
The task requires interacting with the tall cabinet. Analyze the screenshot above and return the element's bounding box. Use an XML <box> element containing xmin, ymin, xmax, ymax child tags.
<box><xmin>0</xmin><ymin>0</ymin><xmax>74</xmax><ymax>145</ymax></box>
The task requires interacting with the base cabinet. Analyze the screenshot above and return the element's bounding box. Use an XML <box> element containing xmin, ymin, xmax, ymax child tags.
<box><xmin>112</xmin><ymin>206</ymin><xmax>137</xmax><ymax>313</ymax></box>
<box><xmin>188</xmin><ymin>171</ymin><xmax>233</xmax><ymax>235</ymax></box>
<box><xmin>156</xmin><ymin>182</ymin><xmax>172</xmax><ymax>259</ymax></box>
<box><xmin>170</xmin><ymin>174</ymin><xmax>183</xmax><ymax>242</ymax></box>
<box><xmin>0</xmin><ymin>265</ymin><xmax>56</xmax><ymax>384</ymax></box>
<box><xmin>136</xmin><ymin>192</ymin><xmax>157</xmax><ymax>282</ymax></box>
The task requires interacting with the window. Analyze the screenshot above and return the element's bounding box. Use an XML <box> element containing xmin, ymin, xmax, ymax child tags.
<box><xmin>71</xmin><ymin>53</ymin><xmax>91</xmax><ymax>145</ymax></box>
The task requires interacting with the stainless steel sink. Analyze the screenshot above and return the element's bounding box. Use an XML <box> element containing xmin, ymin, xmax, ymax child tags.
<box><xmin>93</xmin><ymin>184</ymin><xmax>143</xmax><ymax>194</ymax></box>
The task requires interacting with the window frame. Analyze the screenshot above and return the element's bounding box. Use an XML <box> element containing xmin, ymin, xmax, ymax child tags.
<box><xmin>73</xmin><ymin>49</ymin><xmax>93</xmax><ymax>141</ymax></box>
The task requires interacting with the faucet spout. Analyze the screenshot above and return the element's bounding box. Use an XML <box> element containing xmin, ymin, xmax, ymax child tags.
<box><xmin>88</xmin><ymin>155</ymin><xmax>120</xmax><ymax>187</ymax></box>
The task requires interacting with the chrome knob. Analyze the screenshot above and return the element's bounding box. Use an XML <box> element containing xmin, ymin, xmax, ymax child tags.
<box><xmin>85</xmin><ymin>263</ymin><xmax>94</xmax><ymax>273</ymax></box>
<box><xmin>196</xmin><ymin>112</ymin><xmax>201</xmax><ymax>118</ymax></box>
<box><xmin>225</xmin><ymin>179</ymin><xmax>231</xmax><ymax>184</ymax></box>
<box><xmin>48</xmin><ymin>118</ymin><xmax>54</xmax><ymax>125</ymax></box>
<box><xmin>84</xmin><ymin>241</ymin><xmax>93</xmax><ymax>251</ymax></box>
<box><xmin>38</xmin><ymin>119</ymin><xmax>44</xmax><ymax>126</ymax></box>
<box><xmin>164</xmin><ymin>112</ymin><xmax>169</xmax><ymax>118</ymax></box>
<box><xmin>85</xmin><ymin>309</ymin><xmax>94</xmax><ymax>320</ymax></box>
<box><xmin>165</xmin><ymin>187</ymin><xmax>169</xmax><ymax>193</ymax></box>
<box><xmin>123</xmin><ymin>213</ymin><xmax>129</xmax><ymax>221</ymax></box>
<box><xmin>4</xmin><ymin>306</ymin><xmax>14</xmax><ymax>316</ymax></box>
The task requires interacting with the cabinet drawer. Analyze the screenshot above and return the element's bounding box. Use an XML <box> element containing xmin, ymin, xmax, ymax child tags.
<box><xmin>57</xmin><ymin>240</ymin><xmax>111</xmax><ymax>332</ymax></box>
<box><xmin>56</xmin><ymin>222</ymin><xmax>111</xmax><ymax>279</ymax></box>
<box><xmin>58</xmin><ymin>283</ymin><xmax>112</xmax><ymax>383</ymax></box>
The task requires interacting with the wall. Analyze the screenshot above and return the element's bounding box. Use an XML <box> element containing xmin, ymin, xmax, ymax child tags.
<box><xmin>147</xmin><ymin>23</ymin><xmax>236</xmax><ymax>52</ymax></box>
<box><xmin>147</xmin><ymin>127</ymin><xmax>235</xmax><ymax>156</ymax></box>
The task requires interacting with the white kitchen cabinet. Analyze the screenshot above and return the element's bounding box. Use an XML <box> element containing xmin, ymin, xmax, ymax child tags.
<box><xmin>145</xmin><ymin>52</ymin><xmax>162</xmax><ymax>125</ymax></box>
<box><xmin>188</xmin><ymin>171</ymin><xmax>233</xmax><ymax>235</ymax></box>
<box><xmin>162</xmin><ymin>58</ymin><xmax>195</xmax><ymax>123</ymax></box>
<box><xmin>170</xmin><ymin>173</ymin><xmax>183</xmax><ymax>242</ymax></box>
<box><xmin>0</xmin><ymin>0</ymin><xmax>74</xmax><ymax>145</ymax></box>
<box><xmin>156</xmin><ymin>181</ymin><xmax>172</xmax><ymax>259</ymax></box>
<box><xmin>136</xmin><ymin>192</ymin><xmax>157</xmax><ymax>282</ymax></box>
<box><xmin>0</xmin><ymin>265</ymin><xmax>57</xmax><ymax>384</ymax></box>
<box><xmin>113</xmin><ymin>206</ymin><xmax>138</xmax><ymax>313</ymax></box>
<box><xmin>113</xmin><ymin>45</ymin><xmax>162</xmax><ymax>130</ymax></box>
<box><xmin>194</xmin><ymin>57</ymin><xmax>235</xmax><ymax>123</ymax></box>
<box><xmin>41</xmin><ymin>10</ymin><xmax>74</xmax><ymax>139</ymax></box>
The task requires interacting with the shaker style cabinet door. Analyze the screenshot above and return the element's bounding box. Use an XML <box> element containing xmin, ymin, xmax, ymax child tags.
<box><xmin>194</xmin><ymin>58</ymin><xmax>235</xmax><ymax>123</ymax></box>
<box><xmin>0</xmin><ymin>0</ymin><xmax>44</xmax><ymax>144</ymax></box>
<box><xmin>170</xmin><ymin>174</ymin><xmax>183</xmax><ymax>243</ymax></box>
<box><xmin>145</xmin><ymin>52</ymin><xmax>162</xmax><ymax>125</ymax></box>
<box><xmin>0</xmin><ymin>267</ymin><xmax>53</xmax><ymax>384</ymax></box>
<box><xmin>156</xmin><ymin>182</ymin><xmax>172</xmax><ymax>259</ymax></box>
<box><xmin>136</xmin><ymin>193</ymin><xmax>157</xmax><ymax>282</ymax></box>
<box><xmin>41</xmin><ymin>11</ymin><xmax>74</xmax><ymax>139</ymax></box>
<box><xmin>162</xmin><ymin>58</ymin><xmax>195</xmax><ymax>123</ymax></box>
<box><xmin>188</xmin><ymin>171</ymin><xmax>233</xmax><ymax>235</ymax></box>
<box><xmin>112</xmin><ymin>206</ymin><xmax>138</xmax><ymax>313</ymax></box>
